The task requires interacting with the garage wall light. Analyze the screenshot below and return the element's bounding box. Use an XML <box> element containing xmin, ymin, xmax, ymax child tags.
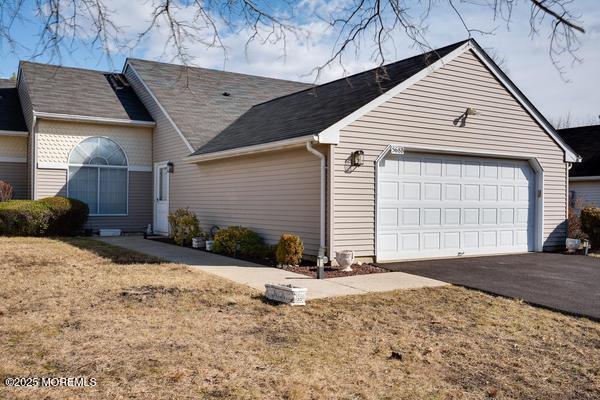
<box><xmin>167</xmin><ymin>161</ymin><xmax>174</xmax><ymax>173</ymax></box>
<box><xmin>351</xmin><ymin>150</ymin><xmax>365</xmax><ymax>167</ymax></box>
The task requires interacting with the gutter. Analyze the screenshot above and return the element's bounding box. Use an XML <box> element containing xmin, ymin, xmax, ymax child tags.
<box><xmin>33</xmin><ymin>111</ymin><xmax>156</xmax><ymax>127</ymax></box>
<box><xmin>184</xmin><ymin>135</ymin><xmax>316</xmax><ymax>163</ymax></box>
<box><xmin>570</xmin><ymin>175</ymin><xmax>600</xmax><ymax>182</ymax></box>
<box><xmin>306</xmin><ymin>141</ymin><xmax>328</xmax><ymax>266</ymax></box>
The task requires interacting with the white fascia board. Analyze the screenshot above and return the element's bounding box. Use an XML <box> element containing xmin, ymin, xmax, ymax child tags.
<box><xmin>33</xmin><ymin>111</ymin><xmax>156</xmax><ymax>127</ymax></box>
<box><xmin>124</xmin><ymin>61</ymin><xmax>195</xmax><ymax>153</ymax></box>
<box><xmin>184</xmin><ymin>135</ymin><xmax>316</xmax><ymax>163</ymax></box>
<box><xmin>0</xmin><ymin>130</ymin><xmax>28</xmax><ymax>137</ymax></box>
<box><xmin>570</xmin><ymin>176</ymin><xmax>600</xmax><ymax>182</ymax></box>
<box><xmin>317</xmin><ymin>41</ymin><xmax>472</xmax><ymax>145</ymax></box>
<box><xmin>467</xmin><ymin>42</ymin><xmax>580</xmax><ymax>163</ymax></box>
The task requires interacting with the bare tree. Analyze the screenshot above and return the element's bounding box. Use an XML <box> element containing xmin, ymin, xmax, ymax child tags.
<box><xmin>0</xmin><ymin>0</ymin><xmax>586</xmax><ymax>75</ymax></box>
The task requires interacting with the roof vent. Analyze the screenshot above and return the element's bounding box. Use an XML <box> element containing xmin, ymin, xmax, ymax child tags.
<box><xmin>222</xmin><ymin>92</ymin><xmax>231</xmax><ymax>97</ymax></box>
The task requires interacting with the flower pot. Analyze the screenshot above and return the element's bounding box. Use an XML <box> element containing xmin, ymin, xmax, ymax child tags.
<box><xmin>265</xmin><ymin>283</ymin><xmax>307</xmax><ymax>306</ymax></box>
<box><xmin>565</xmin><ymin>238</ymin><xmax>581</xmax><ymax>253</ymax></box>
<box><xmin>205</xmin><ymin>240</ymin><xmax>214</xmax><ymax>251</ymax></box>
<box><xmin>335</xmin><ymin>250</ymin><xmax>354</xmax><ymax>272</ymax></box>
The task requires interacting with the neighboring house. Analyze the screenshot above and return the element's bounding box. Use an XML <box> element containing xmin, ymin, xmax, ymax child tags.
<box><xmin>0</xmin><ymin>39</ymin><xmax>580</xmax><ymax>262</ymax></box>
<box><xmin>558</xmin><ymin>125</ymin><xmax>600</xmax><ymax>208</ymax></box>
<box><xmin>0</xmin><ymin>79</ymin><xmax>28</xmax><ymax>199</ymax></box>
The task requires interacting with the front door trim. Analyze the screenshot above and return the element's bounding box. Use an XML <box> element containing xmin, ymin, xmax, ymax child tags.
<box><xmin>153</xmin><ymin>161</ymin><xmax>170</xmax><ymax>235</ymax></box>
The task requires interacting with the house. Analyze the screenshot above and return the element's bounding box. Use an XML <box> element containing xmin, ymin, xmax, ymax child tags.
<box><xmin>558</xmin><ymin>125</ymin><xmax>600</xmax><ymax>208</ymax></box>
<box><xmin>0</xmin><ymin>39</ymin><xmax>579</xmax><ymax>262</ymax></box>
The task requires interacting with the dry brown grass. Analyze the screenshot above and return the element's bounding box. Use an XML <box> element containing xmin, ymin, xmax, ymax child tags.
<box><xmin>1</xmin><ymin>237</ymin><xmax>599</xmax><ymax>400</ymax></box>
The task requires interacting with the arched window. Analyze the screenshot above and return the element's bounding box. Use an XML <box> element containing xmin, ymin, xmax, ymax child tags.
<box><xmin>68</xmin><ymin>137</ymin><xmax>128</xmax><ymax>215</ymax></box>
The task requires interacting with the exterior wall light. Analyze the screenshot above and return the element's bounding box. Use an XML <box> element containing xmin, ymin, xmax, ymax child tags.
<box><xmin>466</xmin><ymin>107</ymin><xmax>478</xmax><ymax>116</ymax></box>
<box><xmin>351</xmin><ymin>150</ymin><xmax>365</xmax><ymax>167</ymax></box>
<box><xmin>167</xmin><ymin>161</ymin><xmax>174</xmax><ymax>173</ymax></box>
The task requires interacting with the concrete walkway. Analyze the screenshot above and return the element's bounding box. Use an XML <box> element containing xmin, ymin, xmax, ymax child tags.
<box><xmin>96</xmin><ymin>236</ymin><xmax>447</xmax><ymax>300</ymax></box>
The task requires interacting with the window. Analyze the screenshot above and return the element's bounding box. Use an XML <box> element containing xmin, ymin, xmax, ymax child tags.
<box><xmin>68</xmin><ymin>137</ymin><xmax>128</xmax><ymax>215</ymax></box>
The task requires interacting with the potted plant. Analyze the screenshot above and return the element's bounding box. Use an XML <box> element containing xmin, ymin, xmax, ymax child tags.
<box><xmin>205</xmin><ymin>225</ymin><xmax>220</xmax><ymax>251</ymax></box>
<box><xmin>192</xmin><ymin>232</ymin><xmax>207</xmax><ymax>249</ymax></box>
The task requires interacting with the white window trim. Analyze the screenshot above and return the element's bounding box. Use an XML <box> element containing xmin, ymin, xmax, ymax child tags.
<box><xmin>66</xmin><ymin>137</ymin><xmax>130</xmax><ymax>217</ymax></box>
<box><xmin>374</xmin><ymin>143</ymin><xmax>545</xmax><ymax>262</ymax></box>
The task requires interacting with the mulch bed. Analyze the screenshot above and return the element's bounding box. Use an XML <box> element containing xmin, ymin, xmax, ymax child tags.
<box><xmin>146</xmin><ymin>236</ymin><xmax>390</xmax><ymax>278</ymax></box>
<box><xmin>284</xmin><ymin>263</ymin><xmax>389</xmax><ymax>278</ymax></box>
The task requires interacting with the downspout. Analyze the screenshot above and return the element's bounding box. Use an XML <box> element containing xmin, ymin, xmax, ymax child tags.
<box><xmin>31</xmin><ymin>115</ymin><xmax>37</xmax><ymax>200</ymax></box>
<box><xmin>306</xmin><ymin>141</ymin><xmax>328</xmax><ymax>266</ymax></box>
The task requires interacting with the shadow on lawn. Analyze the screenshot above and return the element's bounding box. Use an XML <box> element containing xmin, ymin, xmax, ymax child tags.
<box><xmin>57</xmin><ymin>237</ymin><xmax>164</xmax><ymax>265</ymax></box>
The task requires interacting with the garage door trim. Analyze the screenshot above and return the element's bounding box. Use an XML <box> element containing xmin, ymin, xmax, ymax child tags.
<box><xmin>374</xmin><ymin>144</ymin><xmax>544</xmax><ymax>262</ymax></box>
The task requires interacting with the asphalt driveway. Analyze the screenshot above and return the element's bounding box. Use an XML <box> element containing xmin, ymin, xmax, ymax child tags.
<box><xmin>379</xmin><ymin>253</ymin><xmax>600</xmax><ymax>320</ymax></box>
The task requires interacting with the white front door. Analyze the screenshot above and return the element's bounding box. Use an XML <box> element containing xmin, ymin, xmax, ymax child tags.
<box><xmin>154</xmin><ymin>162</ymin><xmax>170</xmax><ymax>235</ymax></box>
<box><xmin>376</xmin><ymin>152</ymin><xmax>536</xmax><ymax>261</ymax></box>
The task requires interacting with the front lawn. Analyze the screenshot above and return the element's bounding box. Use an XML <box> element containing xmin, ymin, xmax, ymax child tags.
<box><xmin>1</xmin><ymin>237</ymin><xmax>598</xmax><ymax>399</ymax></box>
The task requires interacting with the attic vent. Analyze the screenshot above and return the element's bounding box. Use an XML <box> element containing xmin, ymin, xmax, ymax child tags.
<box><xmin>222</xmin><ymin>92</ymin><xmax>231</xmax><ymax>97</ymax></box>
<box><xmin>107</xmin><ymin>73</ymin><xmax>130</xmax><ymax>90</ymax></box>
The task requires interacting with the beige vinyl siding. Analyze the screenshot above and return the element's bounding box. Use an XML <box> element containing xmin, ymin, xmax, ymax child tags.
<box><xmin>36</xmin><ymin>168</ymin><xmax>67</xmax><ymax>198</ymax></box>
<box><xmin>0</xmin><ymin>136</ymin><xmax>27</xmax><ymax>158</ymax></box>
<box><xmin>334</xmin><ymin>49</ymin><xmax>567</xmax><ymax>257</ymax></box>
<box><xmin>125</xmin><ymin>66</ymin><xmax>321</xmax><ymax>254</ymax></box>
<box><xmin>36</xmin><ymin>120</ymin><xmax>152</xmax><ymax>166</ymax></box>
<box><xmin>0</xmin><ymin>162</ymin><xmax>28</xmax><ymax>199</ymax></box>
<box><xmin>570</xmin><ymin>180</ymin><xmax>600</xmax><ymax>208</ymax></box>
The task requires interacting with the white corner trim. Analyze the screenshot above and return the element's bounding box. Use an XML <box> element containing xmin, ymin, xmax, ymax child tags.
<box><xmin>129</xmin><ymin>165</ymin><xmax>153</xmax><ymax>172</ymax></box>
<box><xmin>124</xmin><ymin>62</ymin><xmax>195</xmax><ymax>153</ymax></box>
<box><xmin>570</xmin><ymin>176</ymin><xmax>600</xmax><ymax>182</ymax></box>
<box><xmin>184</xmin><ymin>135</ymin><xmax>316</xmax><ymax>163</ymax></box>
<box><xmin>37</xmin><ymin>162</ymin><xmax>67</xmax><ymax>170</ymax></box>
<box><xmin>317</xmin><ymin>41</ymin><xmax>472</xmax><ymax>145</ymax></box>
<box><xmin>467</xmin><ymin>42</ymin><xmax>579</xmax><ymax>163</ymax></box>
<box><xmin>33</xmin><ymin>111</ymin><xmax>156</xmax><ymax>127</ymax></box>
<box><xmin>0</xmin><ymin>156</ymin><xmax>27</xmax><ymax>163</ymax></box>
<box><xmin>0</xmin><ymin>130</ymin><xmax>28</xmax><ymax>137</ymax></box>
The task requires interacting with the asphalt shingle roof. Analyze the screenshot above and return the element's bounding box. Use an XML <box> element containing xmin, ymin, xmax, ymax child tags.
<box><xmin>19</xmin><ymin>62</ymin><xmax>152</xmax><ymax>122</ymax></box>
<box><xmin>126</xmin><ymin>59</ymin><xmax>312</xmax><ymax>150</ymax></box>
<box><xmin>0</xmin><ymin>79</ymin><xmax>27</xmax><ymax>132</ymax></box>
<box><xmin>558</xmin><ymin>125</ymin><xmax>600</xmax><ymax>177</ymax></box>
<box><xmin>192</xmin><ymin>40</ymin><xmax>468</xmax><ymax>156</ymax></box>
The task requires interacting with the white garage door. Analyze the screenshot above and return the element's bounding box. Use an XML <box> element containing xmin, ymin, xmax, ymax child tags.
<box><xmin>377</xmin><ymin>152</ymin><xmax>536</xmax><ymax>261</ymax></box>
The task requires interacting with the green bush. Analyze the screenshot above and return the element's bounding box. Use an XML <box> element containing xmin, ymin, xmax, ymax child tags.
<box><xmin>39</xmin><ymin>197</ymin><xmax>89</xmax><ymax>235</ymax></box>
<box><xmin>213</xmin><ymin>226</ymin><xmax>264</xmax><ymax>258</ymax></box>
<box><xmin>581</xmin><ymin>207</ymin><xmax>600</xmax><ymax>249</ymax></box>
<box><xmin>0</xmin><ymin>200</ymin><xmax>52</xmax><ymax>236</ymax></box>
<box><xmin>168</xmin><ymin>208</ymin><xmax>201</xmax><ymax>246</ymax></box>
<box><xmin>276</xmin><ymin>234</ymin><xmax>304</xmax><ymax>265</ymax></box>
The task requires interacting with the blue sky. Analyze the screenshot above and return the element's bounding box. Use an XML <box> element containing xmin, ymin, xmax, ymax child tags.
<box><xmin>0</xmin><ymin>0</ymin><xmax>598</xmax><ymax>125</ymax></box>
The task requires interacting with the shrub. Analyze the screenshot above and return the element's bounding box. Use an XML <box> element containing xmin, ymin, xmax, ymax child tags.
<box><xmin>0</xmin><ymin>200</ymin><xmax>52</xmax><ymax>236</ymax></box>
<box><xmin>276</xmin><ymin>234</ymin><xmax>304</xmax><ymax>266</ymax></box>
<box><xmin>213</xmin><ymin>226</ymin><xmax>264</xmax><ymax>258</ymax></box>
<box><xmin>581</xmin><ymin>207</ymin><xmax>600</xmax><ymax>249</ymax></box>
<box><xmin>168</xmin><ymin>208</ymin><xmax>201</xmax><ymax>246</ymax></box>
<box><xmin>39</xmin><ymin>197</ymin><xmax>89</xmax><ymax>235</ymax></box>
<box><xmin>0</xmin><ymin>181</ymin><xmax>13</xmax><ymax>202</ymax></box>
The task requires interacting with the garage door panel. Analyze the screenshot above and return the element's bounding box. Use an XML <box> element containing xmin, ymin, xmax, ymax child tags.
<box><xmin>377</xmin><ymin>152</ymin><xmax>535</xmax><ymax>261</ymax></box>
